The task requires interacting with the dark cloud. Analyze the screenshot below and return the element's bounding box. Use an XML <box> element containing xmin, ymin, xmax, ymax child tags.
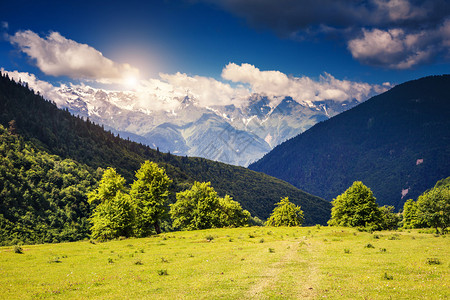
<box><xmin>206</xmin><ymin>0</ymin><xmax>449</xmax><ymax>34</ymax></box>
<box><xmin>202</xmin><ymin>0</ymin><xmax>450</xmax><ymax>69</ymax></box>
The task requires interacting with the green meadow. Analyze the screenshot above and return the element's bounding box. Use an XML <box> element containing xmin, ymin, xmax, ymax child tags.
<box><xmin>1</xmin><ymin>226</ymin><xmax>449</xmax><ymax>299</ymax></box>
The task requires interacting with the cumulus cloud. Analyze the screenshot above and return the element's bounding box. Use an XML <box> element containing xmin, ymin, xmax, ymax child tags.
<box><xmin>9</xmin><ymin>30</ymin><xmax>139</xmax><ymax>83</ymax></box>
<box><xmin>159</xmin><ymin>72</ymin><xmax>249</xmax><ymax>107</ymax></box>
<box><xmin>2</xmin><ymin>62</ymin><xmax>389</xmax><ymax>116</ymax></box>
<box><xmin>348</xmin><ymin>20</ymin><xmax>450</xmax><ymax>69</ymax></box>
<box><xmin>201</xmin><ymin>0</ymin><xmax>450</xmax><ymax>68</ymax></box>
<box><xmin>222</xmin><ymin>63</ymin><xmax>387</xmax><ymax>102</ymax></box>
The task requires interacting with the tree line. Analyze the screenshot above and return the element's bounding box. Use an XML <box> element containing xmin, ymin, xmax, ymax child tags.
<box><xmin>88</xmin><ymin>161</ymin><xmax>305</xmax><ymax>240</ymax></box>
<box><xmin>328</xmin><ymin>180</ymin><xmax>449</xmax><ymax>233</ymax></box>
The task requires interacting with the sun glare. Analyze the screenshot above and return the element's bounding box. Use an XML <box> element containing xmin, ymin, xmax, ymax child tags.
<box><xmin>124</xmin><ymin>75</ymin><xmax>138</xmax><ymax>89</ymax></box>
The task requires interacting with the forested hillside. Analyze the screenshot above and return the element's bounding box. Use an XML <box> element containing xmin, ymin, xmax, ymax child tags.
<box><xmin>0</xmin><ymin>73</ymin><xmax>331</xmax><ymax>243</ymax></box>
<box><xmin>0</xmin><ymin>125</ymin><xmax>99</xmax><ymax>245</ymax></box>
<box><xmin>250</xmin><ymin>75</ymin><xmax>450</xmax><ymax>209</ymax></box>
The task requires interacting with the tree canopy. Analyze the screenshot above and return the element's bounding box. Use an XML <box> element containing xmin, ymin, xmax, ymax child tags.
<box><xmin>130</xmin><ymin>161</ymin><xmax>172</xmax><ymax>235</ymax></box>
<box><xmin>88</xmin><ymin>168</ymin><xmax>134</xmax><ymax>240</ymax></box>
<box><xmin>170</xmin><ymin>181</ymin><xmax>250</xmax><ymax>230</ymax></box>
<box><xmin>266</xmin><ymin>197</ymin><xmax>304</xmax><ymax>227</ymax></box>
<box><xmin>328</xmin><ymin>181</ymin><xmax>382</xmax><ymax>229</ymax></box>
<box><xmin>416</xmin><ymin>186</ymin><xmax>450</xmax><ymax>233</ymax></box>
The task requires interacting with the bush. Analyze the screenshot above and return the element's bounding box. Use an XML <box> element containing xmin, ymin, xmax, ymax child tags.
<box><xmin>426</xmin><ymin>258</ymin><xmax>441</xmax><ymax>265</ymax></box>
<box><xmin>13</xmin><ymin>245</ymin><xmax>23</xmax><ymax>254</ymax></box>
<box><xmin>157</xmin><ymin>269</ymin><xmax>168</xmax><ymax>275</ymax></box>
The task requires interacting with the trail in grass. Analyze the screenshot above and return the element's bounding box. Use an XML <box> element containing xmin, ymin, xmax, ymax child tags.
<box><xmin>246</xmin><ymin>239</ymin><xmax>319</xmax><ymax>299</ymax></box>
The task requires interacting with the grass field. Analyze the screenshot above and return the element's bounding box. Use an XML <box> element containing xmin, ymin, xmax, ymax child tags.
<box><xmin>1</xmin><ymin>226</ymin><xmax>449</xmax><ymax>299</ymax></box>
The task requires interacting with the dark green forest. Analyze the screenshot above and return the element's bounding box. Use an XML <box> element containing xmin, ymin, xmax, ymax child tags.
<box><xmin>0</xmin><ymin>72</ymin><xmax>331</xmax><ymax>244</ymax></box>
<box><xmin>250</xmin><ymin>75</ymin><xmax>450</xmax><ymax>210</ymax></box>
<box><xmin>0</xmin><ymin>125</ymin><xmax>100</xmax><ymax>245</ymax></box>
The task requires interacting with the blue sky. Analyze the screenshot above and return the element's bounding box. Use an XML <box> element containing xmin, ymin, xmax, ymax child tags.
<box><xmin>1</xmin><ymin>0</ymin><xmax>449</xmax><ymax>94</ymax></box>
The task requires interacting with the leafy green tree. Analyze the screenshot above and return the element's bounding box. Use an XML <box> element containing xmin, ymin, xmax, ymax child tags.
<box><xmin>170</xmin><ymin>182</ymin><xmax>251</xmax><ymax>230</ymax></box>
<box><xmin>328</xmin><ymin>181</ymin><xmax>382</xmax><ymax>229</ymax></box>
<box><xmin>88</xmin><ymin>167</ymin><xmax>125</xmax><ymax>205</ymax></box>
<box><xmin>266</xmin><ymin>197</ymin><xmax>304</xmax><ymax>227</ymax></box>
<box><xmin>402</xmin><ymin>199</ymin><xmax>426</xmax><ymax>228</ymax></box>
<box><xmin>88</xmin><ymin>168</ymin><xmax>134</xmax><ymax>240</ymax></box>
<box><xmin>379</xmin><ymin>205</ymin><xmax>401</xmax><ymax>230</ymax></box>
<box><xmin>170</xmin><ymin>182</ymin><xmax>222</xmax><ymax>230</ymax></box>
<box><xmin>130</xmin><ymin>161</ymin><xmax>172</xmax><ymax>235</ymax></box>
<box><xmin>89</xmin><ymin>191</ymin><xmax>135</xmax><ymax>240</ymax></box>
<box><xmin>218</xmin><ymin>195</ymin><xmax>251</xmax><ymax>228</ymax></box>
<box><xmin>417</xmin><ymin>186</ymin><xmax>450</xmax><ymax>233</ymax></box>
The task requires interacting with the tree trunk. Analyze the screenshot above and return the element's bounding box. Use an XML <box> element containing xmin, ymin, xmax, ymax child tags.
<box><xmin>154</xmin><ymin>222</ymin><xmax>161</xmax><ymax>234</ymax></box>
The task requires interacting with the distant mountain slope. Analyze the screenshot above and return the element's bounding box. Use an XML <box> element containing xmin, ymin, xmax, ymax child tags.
<box><xmin>0</xmin><ymin>72</ymin><xmax>331</xmax><ymax>225</ymax></box>
<box><xmin>250</xmin><ymin>75</ymin><xmax>450</xmax><ymax>209</ymax></box>
<box><xmin>10</xmin><ymin>77</ymin><xmax>363</xmax><ymax>166</ymax></box>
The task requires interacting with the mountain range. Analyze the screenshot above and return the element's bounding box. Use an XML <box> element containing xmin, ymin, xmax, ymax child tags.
<box><xmin>31</xmin><ymin>83</ymin><xmax>363</xmax><ymax>166</ymax></box>
<box><xmin>250</xmin><ymin>75</ymin><xmax>450</xmax><ymax>210</ymax></box>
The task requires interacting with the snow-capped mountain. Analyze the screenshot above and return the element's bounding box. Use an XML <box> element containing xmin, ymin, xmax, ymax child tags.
<box><xmin>49</xmin><ymin>84</ymin><xmax>361</xmax><ymax>166</ymax></box>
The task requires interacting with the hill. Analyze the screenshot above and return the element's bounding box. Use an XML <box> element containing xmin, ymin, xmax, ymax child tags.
<box><xmin>0</xmin><ymin>72</ymin><xmax>331</xmax><ymax>230</ymax></box>
<box><xmin>249</xmin><ymin>75</ymin><xmax>450</xmax><ymax>209</ymax></box>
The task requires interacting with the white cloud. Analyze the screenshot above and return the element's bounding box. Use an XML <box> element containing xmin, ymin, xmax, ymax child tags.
<box><xmin>222</xmin><ymin>63</ymin><xmax>387</xmax><ymax>102</ymax></box>
<box><xmin>348</xmin><ymin>19</ymin><xmax>450</xmax><ymax>69</ymax></box>
<box><xmin>9</xmin><ymin>30</ymin><xmax>139</xmax><ymax>83</ymax></box>
<box><xmin>1</xmin><ymin>68</ymin><xmax>68</xmax><ymax>105</ymax></box>
<box><xmin>1</xmin><ymin>21</ymin><xmax>8</xmax><ymax>29</ymax></box>
<box><xmin>159</xmin><ymin>72</ymin><xmax>249</xmax><ymax>107</ymax></box>
<box><xmin>2</xmin><ymin>62</ymin><xmax>389</xmax><ymax>116</ymax></box>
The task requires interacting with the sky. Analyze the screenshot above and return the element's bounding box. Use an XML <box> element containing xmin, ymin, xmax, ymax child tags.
<box><xmin>1</xmin><ymin>0</ymin><xmax>449</xmax><ymax>109</ymax></box>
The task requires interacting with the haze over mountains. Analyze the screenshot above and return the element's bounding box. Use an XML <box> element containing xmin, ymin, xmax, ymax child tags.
<box><xmin>250</xmin><ymin>75</ymin><xmax>450</xmax><ymax>210</ymax></box>
<box><xmin>3</xmin><ymin>67</ymin><xmax>389</xmax><ymax>166</ymax></box>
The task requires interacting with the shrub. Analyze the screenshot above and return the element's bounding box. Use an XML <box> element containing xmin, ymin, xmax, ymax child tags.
<box><xmin>48</xmin><ymin>256</ymin><xmax>62</xmax><ymax>263</ymax></box>
<box><xmin>157</xmin><ymin>269</ymin><xmax>168</xmax><ymax>275</ymax></box>
<box><xmin>13</xmin><ymin>245</ymin><xmax>23</xmax><ymax>254</ymax></box>
<box><xmin>344</xmin><ymin>248</ymin><xmax>351</xmax><ymax>254</ymax></box>
<box><xmin>426</xmin><ymin>258</ymin><xmax>441</xmax><ymax>265</ymax></box>
<box><xmin>383</xmin><ymin>272</ymin><xmax>393</xmax><ymax>280</ymax></box>
<box><xmin>205</xmin><ymin>235</ymin><xmax>214</xmax><ymax>242</ymax></box>
<box><xmin>134</xmin><ymin>260</ymin><xmax>143</xmax><ymax>265</ymax></box>
<box><xmin>268</xmin><ymin>248</ymin><xmax>275</xmax><ymax>253</ymax></box>
<box><xmin>364</xmin><ymin>243</ymin><xmax>375</xmax><ymax>249</ymax></box>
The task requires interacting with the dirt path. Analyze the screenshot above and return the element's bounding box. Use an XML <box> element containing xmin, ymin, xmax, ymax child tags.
<box><xmin>246</xmin><ymin>239</ymin><xmax>319</xmax><ymax>299</ymax></box>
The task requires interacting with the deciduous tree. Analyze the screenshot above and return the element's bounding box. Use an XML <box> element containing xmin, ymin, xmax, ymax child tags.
<box><xmin>88</xmin><ymin>168</ymin><xmax>134</xmax><ymax>240</ymax></box>
<box><xmin>417</xmin><ymin>186</ymin><xmax>450</xmax><ymax>233</ymax></box>
<box><xmin>170</xmin><ymin>182</ymin><xmax>250</xmax><ymax>230</ymax></box>
<box><xmin>266</xmin><ymin>197</ymin><xmax>304</xmax><ymax>227</ymax></box>
<box><xmin>328</xmin><ymin>181</ymin><xmax>382</xmax><ymax>229</ymax></box>
<box><xmin>130</xmin><ymin>161</ymin><xmax>172</xmax><ymax>235</ymax></box>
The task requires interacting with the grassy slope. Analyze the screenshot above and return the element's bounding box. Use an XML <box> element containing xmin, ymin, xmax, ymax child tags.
<box><xmin>1</xmin><ymin>226</ymin><xmax>448</xmax><ymax>299</ymax></box>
